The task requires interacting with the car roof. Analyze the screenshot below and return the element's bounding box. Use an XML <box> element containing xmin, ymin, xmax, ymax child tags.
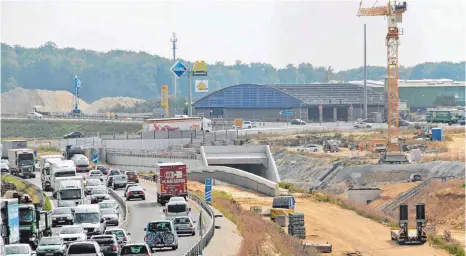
<box><xmin>128</xmin><ymin>186</ymin><xmax>143</xmax><ymax>190</ymax></box>
<box><xmin>91</xmin><ymin>235</ymin><xmax>115</xmax><ymax>239</ymax></box>
<box><xmin>149</xmin><ymin>220</ymin><xmax>171</xmax><ymax>224</ymax></box>
<box><xmin>100</xmin><ymin>200</ymin><xmax>116</xmax><ymax>204</ymax></box>
<box><xmin>122</xmin><ymin>243</ymin><xmax>147</xmax><ymax>247</ymax></box>
<box><xmin>60</xmin><ymin>225</ymin><xmax>83</xmax><ymax>229</ymax></box>
<box><xmin>173</xmin><ymin>216</ymin><xmax>191</xmax><ymax>219</ymax></box>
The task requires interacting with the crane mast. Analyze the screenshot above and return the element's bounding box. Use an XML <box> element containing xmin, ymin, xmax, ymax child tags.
<box><xmin>358</xmin><ymin>0</ymin><xmax>407</xmax><ymax>152</ymax></box>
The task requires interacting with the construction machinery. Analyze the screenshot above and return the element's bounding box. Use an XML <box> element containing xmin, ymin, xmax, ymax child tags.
<box><xmin>390</xmin><ymin>204</ymin><xmax>427</xmax><ymax>245</ymax></box>
<box><xmin>270</xmin><ymin>195</ymin><xmax>295</xmax><ymax>221</ymax></box>
<box><xmin>358</xmin><ymin>1</ymin><xmax>408</xmax><ymax>160</ymax></box>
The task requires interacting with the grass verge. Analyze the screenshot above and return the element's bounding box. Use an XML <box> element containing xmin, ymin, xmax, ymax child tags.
<box><xmin>428</xmin><ymin>232</ymin><xmax>465</xmax><ymax>256</ymax></box>
<box><xmin>1</xmin><ymin>175</ymin><xmax>48</xmax><ymax>209</ymax></box>
<box><xmin>194</xmin><ymin>190</ymin><xmax>318</xmax><ymax>256</ymax></box>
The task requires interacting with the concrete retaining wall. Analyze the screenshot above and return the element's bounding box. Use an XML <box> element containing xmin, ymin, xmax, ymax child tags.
<box><xmin>345</xmin><ymin>188</ymin><xmax>381</xmax><ymax>204</ymax></box>
<box><xmin>103</xmin><ymin>138</ymin><xmax>192</xmax><ymax>150</ymax></box>
<box><xmin>105</xmin><ymin>154</ymin><xmax>204</xmax><ymax>170</ymax></box>
<box><xmin>190</xmin><ymin>166</ymin><xmax>278</xmax><ymax>197</ymax></box>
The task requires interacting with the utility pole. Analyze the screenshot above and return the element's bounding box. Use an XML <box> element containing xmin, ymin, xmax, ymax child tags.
<box><xmin>170</xmin><ymin>33</ymin><xmax>178</xmax><ymax>113</ymax></box>
<box><xmin>188</xmin><ymin>67</ymin><xmax>193</xmax><ymax>116</ymax></box>
<box><xmin>364</xmin><ymin>23</ymin><xmax>368</xmax><ymax>119</ymax></box>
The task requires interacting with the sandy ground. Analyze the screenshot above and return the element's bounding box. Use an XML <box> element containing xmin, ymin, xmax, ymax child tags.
<box><xmin>189</xmin><ymin>182</ymin><xmax>450</xmax><ymax>256</ymax></box>
<box><xmin>368</xmin><ymin>182</ymin><xmax>420</xmax><ymax>209</ymax></box>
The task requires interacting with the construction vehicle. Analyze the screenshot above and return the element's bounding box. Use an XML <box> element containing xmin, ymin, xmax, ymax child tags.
<box><xmin>369</xmin><ymin>139</ymin><xmax>388</xmax><ymax>153</ymax></box>
<box><xmin>390</xmin><ymin>204</ymin><xmax>427</xmax><ymax>245</ymax></box>
<box><xmin>17</xmin><ymin>196</ymin><xmax>52</xmax><ymax>248</ymax></box>
<box><xmin>270</xmin><ymin>195</ymin><xmax>295</xmax><ymax>221</ymax></box>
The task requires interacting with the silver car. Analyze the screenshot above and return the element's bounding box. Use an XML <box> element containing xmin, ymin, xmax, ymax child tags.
<box><xmin>111</xmin><ymin>175</ymin><xmax>128</xmax><ymax>190</ymax></box>
<box><xmin>101</xmin><ymin>208</ymin><xmax>119</xmax><ymax>226</ymax></box>
<box><xmin>90</xmin><ymin>188</ymin><xmax>110</xmax><ymax>204</ymax></box>
<box><xmin>173</xmin><ymin>216</ymin><xmax>196</xmax><ymax>236</ymax></box>
<box><xmin>85</xmin><ymin>179</ymin><xmax>102</xmax><ymax>195</ymax></box>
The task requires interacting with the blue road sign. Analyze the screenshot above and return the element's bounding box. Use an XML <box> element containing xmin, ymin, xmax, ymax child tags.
<box><xmin>170</xmin><ymin>61</ymin><xmax>187</xmax><ymax>78</ymax></box>
<box><xmin>205</xmin><ymin>178</ymin><xmax>212</xmax><ymax>204</ymax></box>
<box><xmin>280</xmin><ymin>110</ymin><xmax>293</xmax><ymax>116</ymax></box>
<box><xmin>92</xmin><ymin>153</ymin><xmax>98</xmax><ymax>164</ymax></box>
<box><xmin>33</xmin><ymin>150</ymin><xmax>37</xmax><ymax>157</ymax></box>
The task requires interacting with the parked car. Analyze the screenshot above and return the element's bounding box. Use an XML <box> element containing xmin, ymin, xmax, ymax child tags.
<box><xmin>28</xmin><ymin>112</ymin><xmax>43</xmax><ymax>119</ymax></box>
<box><xmin>111</xmin><ymin>175</ymin><xmax>128</xmax><ymax>190</ymax></box>
<box><xmin>354</xmin><ymin>122</ymin><xmax>372</xmax><ymax>128</ymax></box>
<box><xmin>144</xmin><ymin>220</ymin><xmax>178</xmax><ymax>251</ymax></box>
<box><xmin>104</xmin><ymin>229</ymin><xmax>131</xmax><ymax>245</ymax></box>
<box><xmin>66</xmin><ymin>241</ymin><xmax>103</xmax><ymax>256</ymax></box>
<box><xmin>173</xmin><ymin>216</ymin><xmax>196</xmax><ymax>236</ymax></box>
<box><xmin>64</xmin><ymin>131</ymin><xmax>84</xmax><ymax>139</ymax></box>
<box><xmin>4</xmin><ymin>244</ymin><xmax>34</xmax><ymax>256</ymax></box>
<box><xmin>458</xmin><ymin>116</ymin><xmax>465</xmax><ymax>126</ymax></box>
<box><xmin>90</xmin><ymin>235</ymin><xmax>120</xmax><ymax>256</ymax></box>
<box><xmin>123</xmin><ymin>183</ymin><xmax>141</xmax><ymax>197</ymax></box>
<box><xmin>125</xmin><ymin>170</ymin><xmax>139</xmax><ymax>183</ymax></box>
<box><xmin>90</xmin><ymin>188</ymin><xmax>110</xmax><ymax>204</ymax></box>
<box><xmin>290</xmin><ymin>119</ymin><xmax>306</xmax><ymax>125</ymax></box>
<box><xmin>299</xmin><ymin>144</ymin><xmax>319</xmax><ymax>152</ymax></box>
<box><xmin>36</xmin><ymin>236</ymin><xmax>67</xmax><ymax>256</ymax></box>
<box><xmin>51</xmin><ymin>207</ymin><xmax>74</xmax><ymax>227</ymax></box>
<box><xmin>120</xmin><ymin>243</ymin><xmax>151</xmax><ymax>256</ymax></box>
<box><xmin>125</xmin><ymin>186</ymin><xmax>146</xmax><ymax>201</ymax></box>
<box><xmin>101</xmin><ymin>208</ymin><xmax>119</xmax><ymax>226</ymax></box>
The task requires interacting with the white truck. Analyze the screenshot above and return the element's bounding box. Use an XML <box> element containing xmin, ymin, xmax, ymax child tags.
<box><xmin>1</xmin><ymin>140</ymin><xmax>28</xmax><ymax>159</ymax></box>
<box><xmin>40</xmin><ymin>156</ymin><xmax>64</xmax><ymax>191</ymax></box>
<box><xmin>142</xmin><ymin>117</ymin><xmax>212</xmax><ymax>132</ymax></box>
<box><xmin>8</xmin><ymin>148</ymin><xmax>36</xmax><ymax>178</ymax></box>
<box><xmin>57</xmin><ymin>180</ymin><xmax>84</xmax><ymax>205</ymax></box>
<box><xmin>71</xmin><ymin>154</ymin><xmax>90</xmax><ymax>173</ymax></box>
<box><xmin>49</xmin><ymin>160</ymin><xmax>79</xmax><ymax>193</ymax></box>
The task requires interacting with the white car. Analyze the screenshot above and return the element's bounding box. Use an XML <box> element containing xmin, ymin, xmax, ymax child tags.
<box><xmin>88</xmin><ymin>170</ymin><xmax>104</xmax><ymax>181</ymax></box>
<box><xmin>232</xmin><ymin>121</ymin><xmax>255</xmax><ymax>129</ymax></box>
<box><xmin>59</xmin><ymin>225</ymin><xmax>87</xmax><ymax>243</ymax></box>
<box><xmin>299</xmin><ymin>144</ymin><xmax>319</xmax><ymax>152</ymax></box>
<box><xmin>354</xmin><ymin>122</ymin><xmax>372</xmax><ymax>128</ymax></box>
<box><xmin>4</xmin><ymin>244</ymin><xmax>33</xmax><ymax>256</ymax></box>
<box><xmin>27</xmin><ymin>112</ymin><xmax>43</xmax><ymax>119</ymax></box>
<box><xmin>1</xmin><ymin>162</ymin><xmax>9</xmax><ymax>173</ymax></box>
<box><xmin>168</xmin><ymin>196</ymin><xmax>186</xmax><ymax>203</ymax></box>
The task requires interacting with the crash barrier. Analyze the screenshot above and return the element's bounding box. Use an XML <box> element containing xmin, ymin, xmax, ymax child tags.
<box><xmin>107</xmin><ymin>188</ymin><xmax>130</xmax><ymax>229</ymax></box>
<box><xmin>106</xmin><ymin>148</ymin><xmax>200</xmax><ymax>160</ymax></box>
<box><xmin>1</xmin><ymin>174</ymin><xmax>45</xmax><ymax>207</ymax></box>
<box><xmin>139</xmin><ymin>175</ymin><xmax>216</xmax><ymax>256</ymax></box>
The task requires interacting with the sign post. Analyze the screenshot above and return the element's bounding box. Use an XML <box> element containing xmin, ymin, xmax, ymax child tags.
<box><xmin>92</xmin><ymin>153</ymin><xmax>98</xmax><ymax>164</ymax></box>
<box><xmin>280</xmin><ymin>110</ymin><xmax>293</xmax><ymax>126</ymax></box>
<box><xmin>161</xmin><ymin>85</ymin><xmax>169</xmax><ymax>117</ymax></box>
<box><xmin>205</xmin><ymin>177</ymin><xmax>212</xmax><ymax>204</ymax></box>
<box><xmin>319</xmin><ymin>105</ymin><xmax>323</xmax><ymax>125</ymax></box>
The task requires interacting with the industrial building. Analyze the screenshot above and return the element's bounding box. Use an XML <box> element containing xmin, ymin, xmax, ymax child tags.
<box><xmin>193</xmin><ymin>83</ymin><xmax>384</xmax><ymax>122</ymax></box>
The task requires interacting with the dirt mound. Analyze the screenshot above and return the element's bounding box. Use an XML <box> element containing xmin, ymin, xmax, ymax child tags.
<box><xmin>1</xmin><ymin>88</ymin><xmax>89</xmax><ymax>114</ymax></box>
<box><xmin>86</xmin><ymin>97</ymin><xmax>145</xmax><ymax>113</ymax></box>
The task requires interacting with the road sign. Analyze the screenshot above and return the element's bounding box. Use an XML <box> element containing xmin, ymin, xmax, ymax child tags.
<box><xmin>92</xmin><ymin>153</ymin><xmax>98</xmax><ymax>164</ymax></box>
<box><xmin>195</xmin><ymin>80</ymin><xmax>209</xmax><ymax>92</ymax></box>
<box><xmin>319</xmin><ymin>105</ymin><xmax>323</xmax><ymax>111</ymax></box>
<box><xmin>33</xmin><ymin>150</ymin><xmax>37</xmax><ymax>157</ymax></box>
<box><xmin>193</xmin><ymin>61</ymin><xmax>208</xmax><ymax>76</ymax></box>
<box><xmin>170</xmin><ymin>61</ymin><xmax>187</xmax><ymax>78</ymax></box>
<box><xmin>280</xmin><ymin>110</ymin><xmax>293</xmax><ymax>116</ymax></box>
<box><xmin>205</xmin><ymin>178</ymin><xmax>212</xmax><ymax>204</ymax></box>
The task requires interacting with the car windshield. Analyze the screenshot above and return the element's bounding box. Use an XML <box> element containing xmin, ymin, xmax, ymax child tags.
<box><xmin>58</xmin><ymin>201</ymin><xmax>75</xmax><ymax>207</ymax></box>
<box><xmin>60</xmin><ymin>227</ymin><xmax>82</xmax><ymax>234</ymax></box>
<box><xmin>92</xmin><ymin>189</ymin><xmax>107</xmax><ymax>195</ymax></box>
<box><xmin>126</xmin><ymin>171</ymin><xmax>136</xmax><ymax>175</ymax></box>
<box><xmin>100</xmin><ymin>203</ymin><xmax>113</xmax><ymax>209</ymax></box>
<box><xmin>115</xmin><ymin>176</ymin><xmax>127</xmax><ymax>181</ymax></box>
<box><xmin>92</xmin><ymin>237</ymin><xmax>115</xmax><ymax>245</ymax></box>
<box><xmin>40</xmin><ymin>237</ymin><xmax>62</xmax><ymax>245</ymax></box>
<box><xmin>105</xmin><ymin>230</ymin><xmax>125</xmax><ymax>238</ymax></box>
<box><xmin>121</xmin><ymin>245</ymin><xmax>148</xmax><ymax>254</ymax></box>
<box><xmin>19</xmin><ymin>207</ymin><xmax>34</xmax><ymax>222</ymax></box>
<box><xmin>167</xmin><ymin>204</ymin><xmax>186</xmax><ymax>213</ymax></box>
<box><xmin>74</xmin><ymin>213</ymin><xmax>100</xmax><ymax>224</ymax></box>
<box><xmin>174</xmin><ymin>217</ymin><xmax>191</xmax><ymax>224</ymax></box>
<box><xmin>68</xmin><ymin>244</ymin><xmax>97</xmax><ymax>254</ymax></box>
<box><xmin>128</xmin><ymin>187</ymin><xmax>141</xmax><ymax>191</ymax></box>
<box><xmin>147</xmin><ymin>222</ymin><xmax>172</xmax><ymax>232</ymax></box>
<box><xmin>5</xmin><ymin>245</ymin><xmax>29</xmax><ymax>255</ymax></box>
<box><xmin>110</xmin><ymin>170</ymin><xmax>120</xmax><ymax>175</ymax></box>
<box><xmin>53</xmin><ymin>208</ymin><xmax>71</xmax><ymax>214</ymax></box>
<box><xmin>101</xmin><ymin>209</ymin><xmax>116</xmax><ymax>215</ymax></box>
<box><xmin>90</xmin><ymin>171</ymin><xmax>101</xmax><ymax>175</ymax></box>
<box><xmin>59</xmin><ymin>189</ymin><xmax>81</xmax><ymax>200</ymax></box>
<box><xmin>55</xmin><ymin>171</ymin><xmax>76</xmax><ymax>178</ymax></box>
<box><xmin>87</xmin><ymin>180</ymin><xmax>101</xmax><ymax>186</ymax></box>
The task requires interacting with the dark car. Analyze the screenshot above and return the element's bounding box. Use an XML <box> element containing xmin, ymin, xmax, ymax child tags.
<box><xmin>125</xmin><ymin>186</ymin><xmax>146</xmax><ymax>201</ymax></box>
<box><xmin>111</xmin><ymin>175</ymin><xmax>128</xmax><ymax>190</ymax></box>
<box><xmin>106</xmin><ymin>176</ymin><xmax>114</xmax><ymax>188</ymax></box>
<box><xmin>290</xmin><ymin>119</ymin><xmax>306</xmax><ymax>125</ymax></box>
<box><xmin>90</xmin><ymin>235</ymin><xmax>120</xmax><ymax>256</ymax></box>
<box><xmin>95</xmin><ymin>165</ymin><xmax>108</xmax><ymax>175</ymax></box>
<box><xmin>125</xmin><ymin>171</ymin><xmax>139</xmax><ymax>183</ymax></box>
<box><xmin>64</xmin><ymin>131</ymin><xmax>84</xmax><ymax>139</ymax></box>
<box><xmin>459</xmin><ymin>116</ymin><xmax>465</xmax><ymax>126</ymax></box>
<box><xmin>108</xmin><ymin>169</ymin><xmax>121</xmax><ymax>176</ymax></box>
<box><xmin>120</xmin><ymin>243</ymin><xmax>151</xmax><ymax>256</ymax></box>
<box><xmin>51</xmin><ymin>207</ymin><xmax>74</xmax><ymax>227</ymax></box>
<box><xmin>36</xmin><ymin>236</ymin><xmax>67</xmax><ymax>256</ymax></box>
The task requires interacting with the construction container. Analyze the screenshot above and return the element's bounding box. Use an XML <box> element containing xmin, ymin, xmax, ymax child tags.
<box><xmin>288</xmin><ymin>212</ymin><xmax>306</xmax><ymax>239</ymax></box>
<box><xmin>431</xmin><ymin>128</ymin><xmax>443</xmax><ymax>141</ymax></box>
<box><xmin>275</xmin><ymin>215</ymin><xmax>288</xmax><ymax>227</ymax></box>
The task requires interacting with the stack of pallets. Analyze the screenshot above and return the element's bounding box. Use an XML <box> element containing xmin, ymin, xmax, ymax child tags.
<box><xmin>288</xmin><ymin>212</ymin><xmax>306</xmax><ymax>239</ymax></box>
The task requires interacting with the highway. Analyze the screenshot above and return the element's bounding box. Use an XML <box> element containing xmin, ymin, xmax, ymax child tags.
<box><xmin>27</xmin><ymin>173</ymin><xmax>211</xmax><ymax>255</ymax></box>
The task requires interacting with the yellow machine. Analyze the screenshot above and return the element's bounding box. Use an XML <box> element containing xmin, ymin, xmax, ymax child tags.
<box><xmin>270</xmin><ymin>195</ymin><xmax>296</xmax><ymax>221</ymax></box>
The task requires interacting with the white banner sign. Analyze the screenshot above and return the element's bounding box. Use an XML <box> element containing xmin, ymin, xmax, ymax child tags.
<box><xmin>195</xmin><ymin>80</ymin><xmax>209</xmax><ymax>93</ymax></box>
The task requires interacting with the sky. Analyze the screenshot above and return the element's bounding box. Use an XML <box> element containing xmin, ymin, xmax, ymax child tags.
<box><xmin>1</xmin><ymin>0</ymin><xmax>465</xmax><ymax>71</ymax></box>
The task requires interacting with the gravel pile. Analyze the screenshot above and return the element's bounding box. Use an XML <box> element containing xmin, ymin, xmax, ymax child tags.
<box><xmin>86</xmin><ymin>97</ymin><xmax>145</xmax><ymax>113</ymax></box>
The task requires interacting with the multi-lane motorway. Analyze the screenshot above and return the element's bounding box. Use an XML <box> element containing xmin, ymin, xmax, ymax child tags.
<box><xmin>27</xmin><ymin>174</ymin><xmax>210</xmax><ymax>255</ymax></box>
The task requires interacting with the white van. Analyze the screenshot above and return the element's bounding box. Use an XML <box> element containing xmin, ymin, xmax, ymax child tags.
<box><xmin>163</xmin><ymin>201</ymin><xmax>191</xmax><ymax>220</ymax></box>
<box><xmin>73</xmin><ymin>204</ymin><xmax>106</xmax><ymax>238</ymax></box>
<box><xmin>58</xmin><ymin>180</ymin><xmax>84</xmax><ymax>205</ymax></box>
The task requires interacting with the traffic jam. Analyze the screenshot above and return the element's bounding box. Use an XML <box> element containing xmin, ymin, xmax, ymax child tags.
<box><xmin>1</xmin><ymin>146</ymin><xmax>196</xmax><ymax>256</ymax></box>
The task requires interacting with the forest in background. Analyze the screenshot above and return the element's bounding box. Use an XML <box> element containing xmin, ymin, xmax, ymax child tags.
<box><xmin>2</xmin><ymin>41</ymin><xmax>465</xmax><ymax>102</ymax></box>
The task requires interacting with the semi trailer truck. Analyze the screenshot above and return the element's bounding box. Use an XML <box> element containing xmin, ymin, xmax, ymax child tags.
<box><xmin>155</xmin><ymin>162</ymin><xmax>187</xmax><ymax>205</ymax></box>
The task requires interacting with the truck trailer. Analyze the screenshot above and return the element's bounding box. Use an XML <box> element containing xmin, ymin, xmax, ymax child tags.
<box><xmin>390</xmin><ymin>204</ymin><xmax>427</xmax><ymax>245</ymax></box>
<box><xmin>18</xmin><ymin>203</ymin><xmax>52</xmax><ymax>248</ymax></box>
<box><xmin>39</xmin><ymin>155</ymin><xmax>64</xmax><ymax>191</ymax></box>
<box><xmin>155</xmin><ymin>162</ymin><xmax>187</xmax><ymax>205</ymax></box>
<box><xmin>0</xmin><ymin>199</ymin><xmax>20</xmax><ymax>245</ymax></box>
<box><xmin>1</xmin><ymin>140</ymin><xmax>28</xmax><ymax>160</ymax></box>
<box><xmin>8</xmin><ymin>149</ymin><xmax>36</xmax><ymax>178</ymax></box>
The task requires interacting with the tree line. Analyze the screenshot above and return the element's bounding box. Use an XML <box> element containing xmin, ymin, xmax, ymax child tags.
<box><xmin>1</xmin><ymin>41</ymin><xmax>465</xmax><ymax>102</ymax></box>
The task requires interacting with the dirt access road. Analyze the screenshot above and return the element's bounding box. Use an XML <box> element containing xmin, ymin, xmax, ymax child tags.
<box><xmin>189</xmin><ymin>182</ymin><xmax>449</xmax><ymax>256</ymax></box>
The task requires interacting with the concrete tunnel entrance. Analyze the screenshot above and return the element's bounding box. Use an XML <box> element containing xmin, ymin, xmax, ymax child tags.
<box><xmin>210</xmin><ymin>164</ymin><xmax>268</xmax><ymax>178</ymax></box>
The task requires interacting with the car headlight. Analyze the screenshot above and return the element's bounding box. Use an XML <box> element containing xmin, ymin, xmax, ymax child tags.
<box><xmin>52</xmin><ymin>217</ymin><xmax>57</xmax><ymax>220</ymax></box>
<box><xmin>66</xmin><ymin>216</ymin><xmax>72</xmax><ymax>220</ymax></box>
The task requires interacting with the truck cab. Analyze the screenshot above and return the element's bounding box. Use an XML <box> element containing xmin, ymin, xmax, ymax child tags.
<box><xmin>50</xmin><ymin>160</ymin><xmax>78</xmax><ymax>193</ymax></box>
<box><xmin>18</xmin><ymin>204</ymin><xmax>52</xmax><ymax>248</ymax></box>
<box><xmin>40</xmin><ymin>157</ymin><xmax>63</xmax><ymax>191</ymax></box>
<box><xmin>73</xmin><ymin>205</ymin><xmax>106</xmax><ymax>238</ymax></box>
<box><xmin>8</xmin><ymin>149</ymin><xmax>36</xmax><ymax>179</ymax></box>
<box><xmin>57</xmin><ymin>180</ymin><xmax>84</xmax><ymax>206</ymax></box>
<box><xmin>270</xmin><ymin>195</ymin><xmax>295</xmax><ymax>221</ymax></box>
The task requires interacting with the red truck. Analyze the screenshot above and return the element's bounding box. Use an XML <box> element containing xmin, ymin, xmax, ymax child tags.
<box><xmin>156</xmin><ymin>162</ymin><xmax>188</xmax><ymax>205</ymax></box>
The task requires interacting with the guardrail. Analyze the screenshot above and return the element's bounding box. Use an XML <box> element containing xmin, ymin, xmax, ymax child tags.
<box><xmin>107</xmin><ymin>188</ymin><xmax>130</xmax><ymax>229</ymax></box>
<box><xmin>139</xmin><ymin>175</ymin><xmax>215</xmax><ymax>256</ymax></box>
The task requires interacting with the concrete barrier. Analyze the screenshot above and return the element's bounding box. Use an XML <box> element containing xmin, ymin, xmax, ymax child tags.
<box><xmin>189</xmin><ymin>166</ymin><xmax>278</xmax><ymax>197</ymax></box>
<box><xmin>107</xmin><ymin>188</ymin><xmax>130</xmax><ymax>229</ymax></box>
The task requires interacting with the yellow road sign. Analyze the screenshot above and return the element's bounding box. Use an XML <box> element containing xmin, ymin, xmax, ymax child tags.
<box><xmin>193</xmin><ymin>61</ymin><xmax>207</xmax><ymax>76</ymax></box>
